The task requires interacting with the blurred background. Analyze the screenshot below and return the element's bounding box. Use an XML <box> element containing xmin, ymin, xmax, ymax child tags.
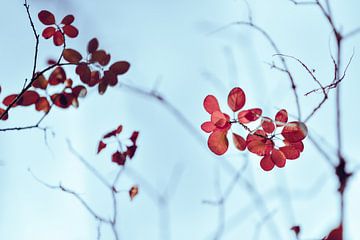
<box><xmin>0</xmin><ymin>0</ymin><xmax>359</xmax><ymax>239</ymax></box>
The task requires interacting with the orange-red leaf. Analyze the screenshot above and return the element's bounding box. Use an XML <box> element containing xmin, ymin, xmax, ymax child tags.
<box><xmin>227</xmin><ymin>87</ymin><xmax>246</xmax><ymax>112</ymax></box>
<box><xmin>49</xmin><ymin>67</ymin><xmax>66</xmax><ymax>85</ymax></box>
<box><xmin>63</xmin><ymin>48</ymin><xmax>82</xmax><ymax>63</ymax></box>
<box><xmin>35</xmin><ymin>97</ymin><xmax>50</xmax><ymax>112</ymax></box>
<box><xmin>232</xmin><ymin>133</ymin><xmax>246</xmax><ymax>151</ymax></box>
<box><xmin>3</xmin><ymin>95</ymin><xmax>17</xmax><ymax>107</ymax></box>
<box><xmin>203</xmin><ymin>95</ymin><xmax>220</xmax><ymax>114</ymax></box>
<box><xmin>129</xmin><ymin>185</ymin><xmax>139</xmax><ymax>200</ymax></box>
<box><xmin>208</xmin><ymin>131</ymin><xmax>229</xmax><ymax>155</ymax></box>
<box><xmin>281</xmin><ymin>121</ymin><xmax>308</xmax><ymax>143</ymax></box>
<box><xmin>38</xmin><ymin>10</ymin><xmax>55</xmax><ymax>25</ymax></box>
<box><xmin>18</xmin><ymin>91</ymin><xmax>40</xmax><ymax>106</ymax></box>
<box><xmin>238</xmin><ymin>108</ymin><xmax>262</xmax><ymax>123</ymax></box>
<box><xmin>32</xmin><ymin>73</ymin><xmax>48</xmax><ymax>89</ymax></box>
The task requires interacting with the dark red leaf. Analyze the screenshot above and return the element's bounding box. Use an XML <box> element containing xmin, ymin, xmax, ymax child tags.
<box><xmin>126</xmin><ymin>145</ymin><xmax>137</xmax><ymax>159</ymax></box>
<box><xmin>291</xmin><ymin>226</ymin><xmax>301</xmax><ymax>237</ymax></box>
<box><xmin>91</xmin><ymin>50</ymin><xmax>111</xmax><ymax>66</ymax></box>
<box><xmin>61</xmin><ymin>15</ymin><xmax>75</xmax><ymax>25</ymax></box>
<box><xmin>103</xmin><ymin>129</ymin><xmax>117</xmax><ymax>139</ymax></box>
<box><xmin>49</xmin><ymin>67</ymin><xmax>66</xmax><ymax>85</ymax></box>
<box><xmin>97</xmin><ymin>141</ymin><xmax>107</xmax><ymax>154</ymax></box>
<box><xmin>18</xmin><ymin>91</ymin><xmax>40</xmax><ymax>106</ymax></box>
<box><xmin>203</xmin><ymin>95</ymin><xmax>220</xmax><ymax>114</ymax></box>
<box><xmin>208</xmin><ymin>131</ymin><xmax>229</xmax><ymax>155</ymax></box>
<box><xmin>76</xmin><ymin>63</ymin><xmax>91</xmax><ymax>84</ymax></box>
<box><xmin>232</xmin><ymin>133</ymin><xmax>246</xmax><ymax>151</ymax></box>
<box><xmin>62</xmin><ymin>25</ymin><xmax>79</xmax><ymax>38</ymax></box>
<box><xmin>42</xmin><ymin>26</ymin><xmax>56</xmax><ymax>39</ymax></box>
<box><xmin>227</xmin><ymin>87</ymin><xmax>246</xmax><ymax>112</ymax></box>
<box><xmin>87</xmin><ymin>38</ymin><xmax>99</xmax><ymax>54</ymax></box>
<box><xmin>109</xmin><ymin>61</ymin><xmax>130</xmax><ymax>75</ymax></box>
<box><xmin>38</xmin><ymin>10</ymin><xmax>55</xmax><ymax>25</ymax></box>
<box><xmin>104</xmin><ymin>70</ymin><xmax>118</xmax><ymax>86</ymax></box>
<box><xmin>112</xmin><ymin>151</ymin><xmax>126</xmax><ymax>166</ymax></box>
<box><xmin>130</xmin><ymin>131</ymin><xmax>139</xmax><ymax>143</ymax></box>
<box><xmin>3</xmin><ymin>95</ymin><xmax>18</xmax><ymax>107</ymax></box>
<box><xmin>72</xmin><ymin>85</ymin><xmax>87</xmax><ymax>98</ymax></box>
<box><xmin>323</xmin><ymin>225</ymin><xmax>342</xmax><ymax>240</ymax></box>
<box><xmin>53</xmin><ymin>30</ymin><xmax>64</xmax><ymax>46</ymax></box>
<box><xmin>63</xmin><ymin>48</ymin><xmax>82</xmax><ymax>63</ymax></box>
<box><xmin>116</xmin><ymin>125</ymin><xmax>123</xmax><ymax>135</ymax></box>
<box><xmin>51</xmin><ymin>93</ymin><xmax>73</xmax><ymax>108</ymax></box>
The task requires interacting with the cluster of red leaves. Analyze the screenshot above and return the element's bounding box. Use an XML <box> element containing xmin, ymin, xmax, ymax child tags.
<box><xmin>38</xmin><ymin>10</ymin><xmax>78</xmax><ymax>46</ymax></box>
<box><xmin>201</xmin><ymin>87</ymin><xmax>308</xmax><ymax>171</ymax></box>
<box><xmin>74</xmin><ymin>38</ymin><xmax>131</xmax><ymax>95</ymax></box>
<box><xmin>97</xmin><ymin>124</ymin><xmax>139</xmax><ymax>166</ymax></box>
<box><xmin>0</xmin><ymin>10</ymin><xmax>130</xmax><ymax>122</ymax></box>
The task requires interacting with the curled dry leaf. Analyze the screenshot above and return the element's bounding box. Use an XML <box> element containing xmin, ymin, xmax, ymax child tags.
<box><xmin>129</xmin><ymin>185</ymin><xmax>139</xmax><ymax>201</ymax></box>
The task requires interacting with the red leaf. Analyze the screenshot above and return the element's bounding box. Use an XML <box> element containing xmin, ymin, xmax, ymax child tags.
<box><xmin>103</xmin><ymin>130</ymin><xmax>117</xmax><ymax>139</ymax></box>
<box><xmin>109</xmin><ymin>61</ymin><xmax>130</xmax><ymax>75</ymax></box>
<box><xmin>3</xmin><ymin>94</ymin><xmax>18</xmax><ymax>107</ymax></box>
<box><xmin>260</xmin><ymin>155</ymin><xmax>275</xmax><ymax>171</ymax></box>
<box><xmin>32</xmin><ymin>73</ymin><xmax>48</xmax><ymax>89</ymax></box>
<box><xmin>98</xmin><ymin>79</ymin><xmax>108</xmax><ymax>95</ymax></box>
<box><xmin>91</xmin><ymin>50</ymin><xmax>111</xmax><ymax>66</ymax></box>
<box><xmin>227</xmin><ymin>87</ymin><xmax>246</xmax><ymax>112</ymax></box>
<box><xmin>323</xmin><ymin>225</ymin><xmax>342</xmax><ymax>240</ymax></box>
<box><xmin>112</xmin><ymin>151</ymin><xmax>126</xmax><ymax>165</ymax></box>
<box><xmin>281</xmin><ymin>121</ymin><xmax>308</xmax><ymax>143</ymax></box>
<box><xmin>208</xmin><ymin>131</ymin><xmax>229</xmax><ymax>155</ymax></box>
<box><xmin>211</xmin><ymin>111</ymin><xmax>227</xmax><ymax>128</ymax></box>
<box><xmin>62</xmin><ymin>25</ymin><xmax>79</xmax><ymax>38</ymax></box>
<box><xmin>35</xmin><ymin>97</ymin><xmax>50</xmax><ymax>112</ymax></box>
<box><xmin>238</xmin><ymin>108</ymin><xmax>262</xmax><ymax>123</ymax></box>
<box><xmin>246</xmin><ymin>130</ymin><xmax>267</xmax><ymax>143</ymax></box>
<box><xmin>129</xmin><ymin>185</ymin><xmax>139</xmax><ymax>200</ymax></box>
<box><xmin>116</xmin><ymin>125</ymin><xmax>123</xmax><ymax>135</ymax></box>
<box><xmin>38</xmin><ymin>10</ymin><xmax>55</xmax><ymax>25</ymax></box>
<box><xmin>87</xmin><ymin>38</ymin><xmax>99</xmax><ymax>54</ymax></box>
<box><xmin>126</xmin><ymin>145</ymin><xmax>137</xmax><ymax>159</ymax></box>
<box><xmin>61</xmin><ymin>15</ymin><xmax>74</xmax><ymax>25</ymax></box>
<box><xmin>203</xmin><ymin>95</ymin><xmax>220</xmax><ymax>114</ymax></box>
<box><xmin>247</xmin><ymin>140</ymin><xmax>269</xmax><ymax>156</ymax></box>
<box><xmin>18</xmin><ymin>91</ymin><xmax>40</xmax><ymax>106</ymax></box>
<box><xmin>291</xmin><ymin>226</ymin><xmax>301</xmax><ymax>237</ymax></box>
<box><xmin>284</xmin><ymin>140</ymin><xmax>304</xmax><ymax>152</ymax></box>
<box><xmin>279</xmin><ymin>146</ymin><xmax>300</xmax><ymax>160</ymax></box>
<box><xmin>232</xmin><ymin>133</ymin><xmax>246</xmax><ymax>151</ymax></box>
<box><xmin>76</xmin><ymin>63</ymin><xmax>91</xmax><ymax>84</ymax></box>
<box><xmin>275</xmin><ymin>109</ymin><xmax>288</xmax><ymax>126</ymax></box>
<box><xmin>49</xmin><ymin>67</ymin><xmax>66</xmax><ymax>85</ymax></box>
<box><xmin>42</xmin><ymin>26</ymin><xmax>56</xmax><ymax>39</ymax></box>
<box><xmin>271</xmin><ymin>149</ymin><xmax>286</xmax><ymax>168</ymax></box>
<box><xmin>261</xmin><ymin>117</ymin><xmax>275</xmax><ymax>133</ymax></box>
<box><xmin>63</xmin><ymin>48</ymin><xmax>82</xmax><ymax>63</ymax></box>
<box><xmin>201</xmin><ymin>121</ymin><xmax>216</xmax><ymax>133</ymax></box>
<box><xmin>53</xmin><ymin>30</ymin><xmax>64</xmax><ymax>46</ymax></box>
<box><xmin>130</xmin><ymin>131</ymin><xmax>139</xmax><ymax>143</ymax></box>
<box><xmin>51</xmin><ymin>93</ymin><xmax>73</xmax><ymax>108</ymax></box>
<box><xmin>72</xmin><ymin>85</ymin><xmax>87</xmax><ymax>98</ymax></box>
<box><xmin>104</xmin><ymin>70</ymin><xmax>118</xmax><ymax>86</ymax></box>
<box><xmin>0</xmin><ymin>108</ymin><xmax>9</xmax><ymax>121</ymax></box>
<box><xmin>97</xmin><ymin>141</ymin><xmax>107</xmax><ymax>154</ymax></box>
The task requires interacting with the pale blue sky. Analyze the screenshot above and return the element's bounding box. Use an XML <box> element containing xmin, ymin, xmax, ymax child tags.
<box><xmin>0</xmin><ymin>0</ymin><xmax>360</xmax><ymax>239</ymax></box>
